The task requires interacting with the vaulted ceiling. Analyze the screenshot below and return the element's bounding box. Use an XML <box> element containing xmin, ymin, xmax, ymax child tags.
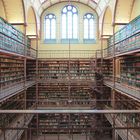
<box><xmin>38</xmin><ymin>0</ymin><xmax>110</xmax><ymax>16</ymax></box>
<box><xmin>1</xmin><ymin>0</ymin><xmax>140</xmax><ymax>37</ymax></box>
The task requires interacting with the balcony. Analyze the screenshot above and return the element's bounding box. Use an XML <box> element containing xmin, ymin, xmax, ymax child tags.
<box><xmin>104</xmin><ymin>15</ymin><xmax>140</xmax><ymax>58</ymax></box>
<box><xmin>104</xmin><ymin>105</ymin><xmax>140</xmax><ymax>140</ymax></box>
<box><xmin>104</xmin><ymin>77</ymin><xmax>140</xmax><ymax>100</ymax></box>
<box><xmin>38</xmin><ymin>50</ymin><xmax>100</xmax><ymax>59</ymax></box>
<box><xmin>0</xmin><ymin>79</ymin><xmax>36</xmax><ymax>102</ymax></box>
<box><xmin>0</xmin><ymin>105</ymin><xmax>35</xmax><ymax>140</ymax></box>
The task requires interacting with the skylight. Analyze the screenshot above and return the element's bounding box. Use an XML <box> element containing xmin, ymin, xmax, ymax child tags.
<box><xmin>94</xmin><ymin>0</ymin><xmax>99</xmax><ymax>3</ymax></box>
<box><xmin>40</xmin><ymin>0</ymin><xmax>45</xmax><ymax>3</ymax></box>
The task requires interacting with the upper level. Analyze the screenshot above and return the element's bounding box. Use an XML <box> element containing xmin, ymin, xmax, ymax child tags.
<box><xmin>0</xmin><ymin>17</ymin><xmax>36</xmax><ymax>58</ymax></box>
<box><xmin>104</xmin><ymin>15</ymin><xmax>140</xmax><ymax>58</ymax></box>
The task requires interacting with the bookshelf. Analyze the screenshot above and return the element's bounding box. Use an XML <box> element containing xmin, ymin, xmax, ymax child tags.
<box><xmin>0</xmin><ymin>17</ymin><xmax>33</xmax><ymax>56</ymax></box>
<box><xmin>106</xmin><ymin>15</ymin><xmax>140</xmax><ymax>57</ymax></box>
<box><xmin>38</xmin><ymin>59</ymin><xmax>95</xmax><ymax>81</ymax></box>
<box><xmin>102</xmin><ymin>59</ymin><xmax>113</xmax><ymax>81</ymax></box>
<box><xmin>31</xmin><ymin>113</ymin><xmax>96</xmax><ymax>135</ymax></box>
<box><xmin>115</xmin><ymin>92</ymin><xmax>140</xmax><ymax>127</ymax></box>
<box><xmin>26</xmin><ymin>60</ymin><xmax>36</xmax><ymax>81</ymax></box>
<box><xmin>0</xmin><ymin>54</ymin><xmax>24</xmax><ymax>91</ymax></box>
<box><xmin>70</xmin><ymin>60</ymin><xmax>95</xmax><ymax>80</ymax></box>
<box><xmin>26</xmin><ymin>86</ymin><xmax>36</xmax><ymax>109</ymax></box>
<box><xmin>120</xmin><ymin>56</ymin><xmax>140</xmax><ymax>89</ymax></box>
<box><xmin>38</xmin><ymin>60</ymin><xmax>69</xmax><ymax>80</ymax></box>
<box><xmin>38</xmin><ymin>83</ymin><xmax>95</xmax><ymax>108</ymax></box>
<box><xmin>0</xmin><ymin>91</ymin><xmax>25</xmax><ymax>127</ymax></box>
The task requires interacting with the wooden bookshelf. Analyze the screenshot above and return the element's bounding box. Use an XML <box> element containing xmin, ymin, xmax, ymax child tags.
<box><xmin>102</xmin><ymin>59</ymin><xmax>113</xmax><ymax>81</ymax></box>
<box><xmin>115</xmin><ymin>92</ymin><xmax>140</xmax><ymax>127</ymax></box>
<box><xmin>0</xmin><ymin>54</ymin><xmax>24</xmax><ymax>91</ymax></box>
<box><xmin>38</xmin><ymin>59</ymin><xmax>95</xmax><ymax>81</ymax></box>
<box><xmin>30</xmin><ymin>113</ymin><xmax>96</xmax><ymax>135</ymax></box>
<box><xmin>38</xmin><ymin>60</ymin><xmax>69</xmax><ymax>80</ymax></box>
<box><xmin>70</xmin><ymin>60</ymin><xmax>95</xmax><ymax>80</ymax></box>
<box><xmin>120</xmin><ymin>56</ymin><xmax>140</xmax><ymax>89</ymax></box>
<box><xmin>26</xmin><ymin>60</ymin><xmax>36</xmax><ymax>81</ymax></box>
<box><xmin>37</xmin><ymin>83</ymin><xmax>95</xmax><ymax>108</ymax></box>
<box><xmin>26</xmin><ymin>86</ymin><xmax>36</xmax><ymax>109</ymax></box>
<box><xmin>0</xmin><ymin>17</ymin><xmax>36</xmax><ymax>57</ymax></box>
<box><xmin>106</xmin><ymin>15</ymin><xmax>140</xmax><ymax>57</ymax></box>
<box><xmin>0</xmin><ymin>91</ymin><xmax>25</xmax><ymax>127</ymax></box>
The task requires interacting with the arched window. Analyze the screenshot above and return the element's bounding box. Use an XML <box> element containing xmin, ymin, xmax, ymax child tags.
<box><xmin>84</xmin><ymin>13</ymin><xmax>96</xmax><ymax>40</ymax></box>
<box><xmin>61</xmin><ymin>5</ymin><xmax>78</xmax><ymax>39</ymax></box>
<box><xmin>45</xmin><ymin>14</ymin><xmax>56</xmax><ymax>39</ymax></box>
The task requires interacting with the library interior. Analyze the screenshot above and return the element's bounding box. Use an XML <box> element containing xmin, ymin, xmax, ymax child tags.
<box><xmin>0</xmin><ymin>0</ymin><xmax>140</xmax><ymax>140</ymax></box>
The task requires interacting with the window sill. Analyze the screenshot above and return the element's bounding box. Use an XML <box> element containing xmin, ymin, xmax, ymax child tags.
<box><xmin>83</xmin><ymin>39</ymin><xmax>96</xmax><ymax>44</ymax></box>
<box><xmin>44</xmin><ymin>39</ymin><xmax>56</xmax><ymax>44</ymax></box>
<box><xmin>61</xmin><ymin>39</ymin><xmax>79</xmax><ymax>44</ymax></box>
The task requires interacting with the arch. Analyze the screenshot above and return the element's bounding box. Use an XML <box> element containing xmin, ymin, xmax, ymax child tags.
<box><xmin>114</xmin><ymin>0</ymin><xmax>134</xmax><ymax>24</ymax></box>
<box><xmin>101</xmin><ymin>6</ymin><xmax>113</xmax><ymax>36</ymax></box>
<box><xmin>2</xmin><ymin>0</ymin><xmax>25</xmax><ymax>23</ymax></box>
<box><xmin>26</xmin><ymin>6</ymin><xmax>37</xmax><ymax>36</ymax></box>
<box><xmin>130</xmin><ymin>0</ymin><xmax>140</xmax><ymax>20</ymax></box>
<box><xmin>0</xmin><ymin>0</ymin><xmax>6</xmax><ymax>19</ymax></box>
<box><xmin>39</xmin><ymin>1</ymin><xmax>98</xmax><ymax>17</ymax></box>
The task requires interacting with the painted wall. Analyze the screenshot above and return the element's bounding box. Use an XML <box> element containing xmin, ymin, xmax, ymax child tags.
<box><xmin>115</xmin><ymin>0</ymin><xmax>133</xmax><ymax>23</ymax></box>
<box><xmin>3</xmin><ymin>0</ymin><xmax>24</xmax><ymax>23</ymax></box>
<box><xmin>39</xmin><ymin>2</ymin><xmax>100</xmax><ymax>58</ymax></box>
<box><xmin>130</xmin><ymin>0</ymin><xmax>140</xmax><ymax>20</ymax></box>
<box><xmin>102</xmin><ymin>8</ymin><xmax>113</xmax><ymax>36</ymax></box>
<box><xmin>26</xmin><ymin>7</ymin><xmax>37</xmax><ymax>36</ymax></box>
<box><xmin>31</xmin><ymin>39</ymin><xmax>37</xmax><ymax>50</ymax></box>
<box><xmin>13</xmin><ymin>25</ymin><xmax>25</xmax><ymax>33</ymax></box>
<box><xmin>0</xmin><ymin>0</ymin><xmax>6</xmax><ymax>19</ymax></box>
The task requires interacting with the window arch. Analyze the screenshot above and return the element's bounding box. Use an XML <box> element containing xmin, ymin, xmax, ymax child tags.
<box><xmin>61</xmin><ymin>5</ymin><xmax>78</xmax><ymax>39</ymax></box>
<box><xmin>45</xmin><ymin>14</ymin><xmax>56</xmax><ymax>39</ymax></box>
<box><xmin>84</xmin><ymin>13</ymin><xmax>96</xmax><ymax>40</ymax></box>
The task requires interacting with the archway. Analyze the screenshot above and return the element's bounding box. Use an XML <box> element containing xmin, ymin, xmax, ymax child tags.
<box><xmin>114</xmin><ymin>0</ymin><xmax>134</xmax><ymax>23</ymax></box>
<box><xmin>0</xmin><ymin>0</ymin><xmax>6</xmax><ymax>19</ymax></box>
<box><xmin>102</xmin><ymin>7</ymin><xmax>113</xmax><ymax>36</ymax></box>
<box><xmin>26</xmin><ymin>6</ymin><xmax>37</xmax><ymax>36</ymax></box>
<box><xmin>2</xmin><ymin>0</ymin><xmax>25</xmax><ymax>23</ymax></box>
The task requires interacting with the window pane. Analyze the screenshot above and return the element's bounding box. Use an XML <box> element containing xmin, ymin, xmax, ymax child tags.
<box><xmin>89</xmin><ymin>19</ymin><xmax>94</xmax><ymax>39</ymax></box>
<box><xmin>84</xmin><ymin>19</ymin><xmax>88</xmax><ymax>39</ymax></box>
<box><xmin>72</xmin><ymin>7</ymin><xmax>77</xmax><ymax>13</ymax></box>
<box><xmin>73</xmin><ymin>14</ymin><xmax>78</xmax><ymax>39</ymax></box>
<box><xmin>51</xmin><ymin>19</ymin><xmax>56</xmax><ymax>39</ymax></box>
<box><xmin>45</xmin><ymin>14</ymin><xmax>56</xmax><ymax>40</ymax></box>
<box><xmin>62</xmin><ymin>14</ymin><xmax>67</xmax><ymax>38</ymax></box>
<box><xmin>45</xmin><ymin>19</ymin><xmax>50</xmax><ymax>39</ymax></box>
<box><xmin>61</xmin><ymin>5</ymin><xmax>78</xmax><ymax>39</ymax></box>
<box><xmin>68</xmin><ymin>11</ymin><xmax>72</xmax><ymax>38</ymax></box>
<box><xmin>84</xmin><ymin>13</ymin><xmax>96</xmax><ymax>40</ymax></box>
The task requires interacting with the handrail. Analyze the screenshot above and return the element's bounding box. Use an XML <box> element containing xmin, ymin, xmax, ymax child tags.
<box><xmin>0</xmin><ymin>109</ymin><xmax>140</xmax><ymax>114</ymax></box>
<box><xmin>38</xmin><ymin>50</ymin><xmax>101</xmax><ymax>59</ymax></box>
